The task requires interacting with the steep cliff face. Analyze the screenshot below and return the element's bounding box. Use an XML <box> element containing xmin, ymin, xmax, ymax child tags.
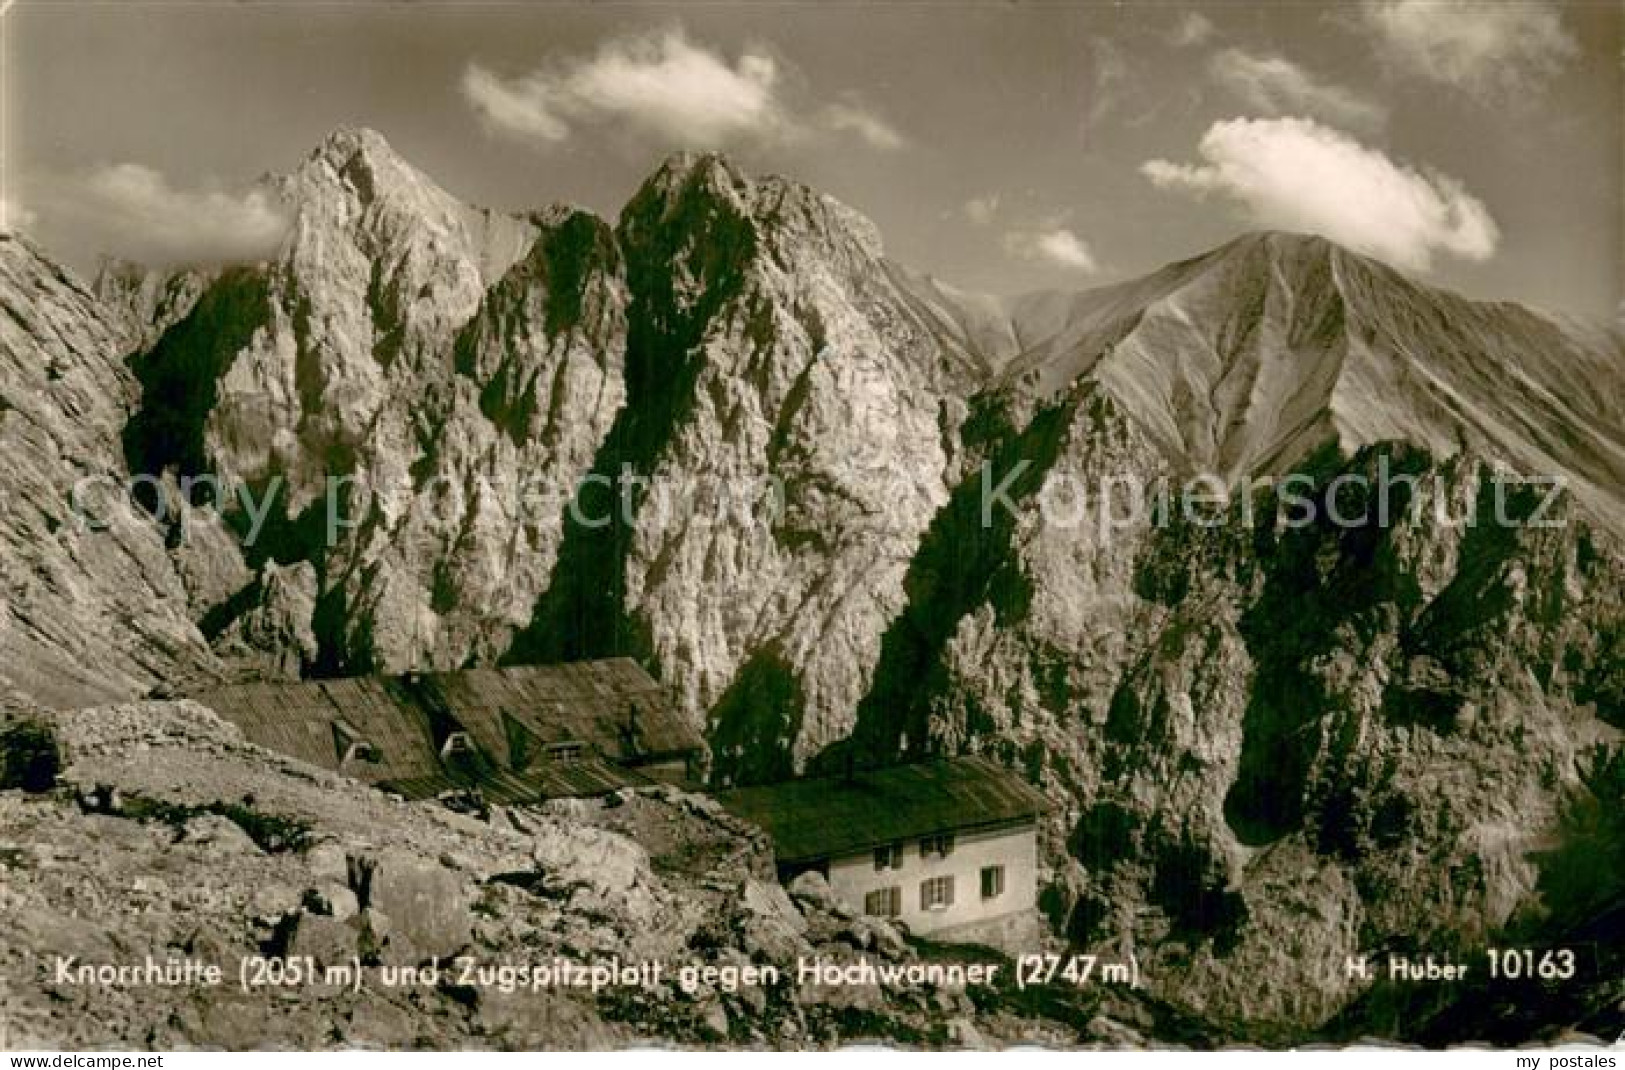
<box><xmin>834</xmin><ymin>233</ymin><xmax>1625</xmax><ymax>1028</ymax></box>
<box><xmin>510</xmin><ymin>153</ymin><xmax>1000</xmax><ymax>782</ymax></box>
<box><xmin>870</xmin><ymin>419</ymin><xmax>1625</xmax><ymax>1027</ymax></box>
<box><xmin>143</xmin><ymin>136</ymin><xmax>1001</xmax><ymax>743</ymax></box>
<box><xmin>4</xmin><ymin>134</ymin><xmax>1622</xmax><ymax>1041</ymax></box>
<box><xmin>0</xmin><ymin>234</ymin><xmax>218</xmax><ymax>707</ymax></box>
<box><xmin>117</xmin><ymin>129</ymin><xmax>623</xmax><ymax>677</ymax></box>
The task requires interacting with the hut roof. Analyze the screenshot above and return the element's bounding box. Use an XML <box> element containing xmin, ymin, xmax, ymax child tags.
<box><xmin>414</xmin><ymin>660</ymin><xmax>700</xmax><ymax>764</ymax></box>
<box><xmin>717</xmin><ymin>757</ymin><xmax>1050</xmax><ymax>864</ymax></box>
<box><xmin>191</xmin><ymin>658</ymin><xmax>700</xmax><ymax>801</ymax></box>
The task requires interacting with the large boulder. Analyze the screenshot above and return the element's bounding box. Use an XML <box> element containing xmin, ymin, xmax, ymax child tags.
<box><xmin>529</xmin><ymin>823</ymin><xmax>662</xmax><ymax>929</ymax></box>
<box><xmin>736</xmin><ymin>878</ymin><xmax>807</xmax><ymax>961</ymax></box>
<box><xmin>786</xmin><ymin>870</ymin><xmax>849</xmax><ymax>916</ymax></box>
<box><xmin>365</xmin><ymin>848</ymin><xmax>472</xmax><ymax>958</ymax></box>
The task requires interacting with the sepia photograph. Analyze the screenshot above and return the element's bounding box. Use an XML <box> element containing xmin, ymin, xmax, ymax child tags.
<box><xmin>0</xmin><ymin>0</ymin><xmax>1621</xmax><ymax>1058</ymax></box>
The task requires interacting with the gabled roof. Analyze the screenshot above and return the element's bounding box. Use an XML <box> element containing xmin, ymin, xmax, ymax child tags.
<box><xmin>191</xmin><ymin>658</ymin><xmax>702</xmax><ymax>800</ymax></box>
<box><xmin>194</xmin><ymin>676</ymin><xmax>441</xmax><ymax>785</ymax></box>
<box><xmin>416</xmin><ymin>660</ymin><xmax>700</xmax><ymax>763</ymax></box>
<box><xmin>717</xmin><ymin>756</ymin><xmax>1050</xmax><ymax>864</ymax></box>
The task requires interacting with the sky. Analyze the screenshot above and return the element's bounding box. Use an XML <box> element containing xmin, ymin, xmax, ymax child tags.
<box><xmin>3</xmin><ymin>1</ymin><xmax>1620</xmax><ymax>317</ymax></box>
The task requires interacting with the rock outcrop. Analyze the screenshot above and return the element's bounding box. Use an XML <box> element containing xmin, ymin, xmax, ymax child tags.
<box><xmin>0</xmin><ymin>702</ymin><xmax>1125</xmax><ymax>1049</ymax></box>
<box><xmin>0</xmin><ymin>234</ymin><xmax>218</xmax><ymax>707</ymax></box>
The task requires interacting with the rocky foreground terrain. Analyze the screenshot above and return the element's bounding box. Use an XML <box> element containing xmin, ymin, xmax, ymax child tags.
<box><xmin>1</xmin><ymin>700</ymin><xmax>1164</xmax><ymax>1049</ymax></box>
<box><xmin>2</xmin><ymin>128</ymin><xmax>1623</xmax><ymax>1044</ymax></box>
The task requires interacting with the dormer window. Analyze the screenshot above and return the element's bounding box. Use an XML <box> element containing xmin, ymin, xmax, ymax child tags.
<box><xmin>440</xmin><ymin>731</ymin><xmax>475</xmax><ymax>759</ymax></box>
<box><xmin>502</xmin><ymin>710</ymin><xmax>539</xmax><ymax>772</ymax></box>
<box><xmin>546</xmin><ymin>741</ymin><xmax>585</xmax><ymax>763</ymax></box>
<box><xmin>331</xmin><ymin>720</ymin><xmax>380</xmax><ymax>765</ymax></box>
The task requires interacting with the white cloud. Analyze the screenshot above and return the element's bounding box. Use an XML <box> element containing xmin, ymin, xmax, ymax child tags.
<box><xmin>41</xmin><ymin>164</ymin><xmax>289</xmax><ymax>265</ymax></box>
<box><xmin>1006</xmin><ymin>227</ymin><xmax>1100</xmax><ymax>273</ymax></box>
<box><xmin>818</xmin><ymin>102</ymin><xmax>906</xmax><ymax>150</ymax></box>
<box><xmin>1209</xmin><ymin>48</ymin><xmax>1387</xmax><ymax>133</ymax></box>
<box><xmin>464</xmin><ymin>30</ymin><xmax>783</xmax><ymax>146</ymax></box>
<box><xmin>962</xmin><ymin>195</ymin><xmax>1000</xmax><ymax>226</ymax></box>
<box><xmin>461</xmin><ymin>66</ymin><xmax>571</xmax><ymax>141</ymax></box>
<box><xmin>1142</xmin><ymin>117</ymin><xmax>1498</xmax><ymax>271</ymax></box>
<box><xmin>1357</xmin><ymin>0</ymin><xmax>1578</xmax><ymax>98</ymax></box>
<box><xmin>1169</xmin><ymin>12</ymin><xmax>1216</xmax><ymax>48</ymax></box>
<box><xmin>463</xmin><ymin>29</ymin><xmax>904</xmax><ymax>151</ymax></box>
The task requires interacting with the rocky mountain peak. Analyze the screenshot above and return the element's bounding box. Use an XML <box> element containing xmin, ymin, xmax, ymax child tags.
<box><xmin>623</xmin><ymin>150</ymin><xmax>884</xmax><ymax>268</ymax></box>
<box><xmin>299</xmin><ymin>125</ymin><xmax>407</xmax><ymax>189</ymax></box>
<box><xmin>288</xmin><ymin>125</ymin><xmax>448</xmax><ymax>221</ymax></box>
<box><xmin>986</xmin><ymin>222</ymin><xmax>1625</xmax><ymax>529</ymax></box>
<box><xmin>278</xmin><ymin>126</ymin><xmax>536</xmax><ymax>292</ymax></box>
<box><xmin>1213</xmin><ymin>227</ymin><xmax>1339</xmax><ymax>257</ymax></box>
<box><xmin>641</xmin><ymin>150</ymin><xmax>748</xmax><ymax>196</ymax></box>
<box><xmin>1189</xmin><ymin>228</ymin><xmax>1342</xmax><ymax>287</ymax></box>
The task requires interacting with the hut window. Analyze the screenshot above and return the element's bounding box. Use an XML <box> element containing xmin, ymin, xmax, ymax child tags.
<box><xmin>331</xmin><ymin>720</ymin><xmax>378</xmax><ymax>765</ymax></box>
<box><xmin>919</xmin><ymin>875</ymin><xmax>955</xmax><ymax>911</ymax></box>
<box><xmin>864</xmin><ymin>886</ymin><xmax>902</xmax><ymax>918</ymax></box>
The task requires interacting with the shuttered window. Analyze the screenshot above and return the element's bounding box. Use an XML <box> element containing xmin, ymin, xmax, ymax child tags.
<box><xmin>919</xmin><ymin>832</ymin><xmax>956</xmax><ymax>858</ymax></box>
<box><xmin>864</xmin><ymin>886</ymin><xmax>902</xmax><ymax>917</ymax></box>
<box><xmin>981</xmin><ymin>865</ymin><xmax>1005</xmax><ymax>900</ymax></box>
<box><xmin>873</xmin><ymin>842</ymin><xmax>904</xmax><ymax>871</ymax></box>
<box><xmin>919</xmin><ymin>875</ymin><xmax>954</xmax><ymax>911</ymax></box>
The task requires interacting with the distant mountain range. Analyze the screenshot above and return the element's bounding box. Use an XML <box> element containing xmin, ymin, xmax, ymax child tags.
<box><xmin>2</xmin><ymin>127</ymin><xmax>1620</xmax><ymax>1040</ymax></box>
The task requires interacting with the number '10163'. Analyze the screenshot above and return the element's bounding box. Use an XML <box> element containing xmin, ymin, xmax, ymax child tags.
<box><xmin>1486</xmin><ymin>948</ymin><xmax>1576</xmax><ymax>980</ymax></box>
